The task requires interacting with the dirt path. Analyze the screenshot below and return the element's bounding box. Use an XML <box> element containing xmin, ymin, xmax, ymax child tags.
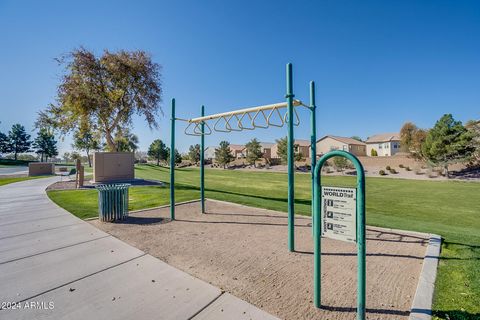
<box><xmin>90</xmin><ymin>200</ymin><xmax>429</xmax><ymax>320</ymax></box>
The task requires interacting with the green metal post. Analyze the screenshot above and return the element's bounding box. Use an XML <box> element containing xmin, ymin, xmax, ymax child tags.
<box><xmin>357</xmin><ymin>160</ymin><xmax>366</xmax><ymax>319</ymax></box>
<box><xmin>310</xmin><ymin>81</ymin><xmax>317</xmax><ymax>235</ymax></box>
<box><xmin>170</xmin><ymin>98</ymin><xmax>176</xmax><ymax>220</ymax></box>
<box><xmin>286</xmin><ymin>63</ymin><xmax>295</xmax><ymax>252</ymax></box>
<box><xmin>313</xmin><ymin>150</ymin><xmax>366</xmax><ymax>320</ymax></box>
<box><xmin>200</xmin><ymin>105</ymin><xmax>205</xmax><ymax>213</ymax></box>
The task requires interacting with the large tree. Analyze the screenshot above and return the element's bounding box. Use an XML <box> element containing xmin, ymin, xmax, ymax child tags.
<box><xmin>466</xmin><ymin>120</ymin><xmax>480</xmax><ymax>164</ymax></box>
<box><xmin>38</xmin><ymin>48</ymin><xmax>162</xmax><ymax>151</ymax></box>
<box><xmin>421</xmin><ymin>114</ymin><xmax>474</xmax><ymax>177</ymax></box>
<box><xmin>0</xmin><ymin>131</ymin><xmax>12</xmax><ymax>156</ymax></box>
<box><xmin>72</xmin><ymin>129</ymin><xmax>101</xmax><ymax>167</ymax></box>
<box><xmin>400</xmin><ymin>122</ymin><xmax>418</xmax><ymax>152</ymax></box>
<box><xmin>113</xmin><ymin>128</ymin><xmax>139</xmax><ymax>153</ymax></box>
<box><xmin>167</xmin><ymin>147</ymin><xmax>182</xmax><ymax>166</ymax></box>
<box><xmin>8</xmin><ymin>124</ymin><xmax>31</xmax><ymax>160</ymax></box>
<box><xmin>188</xmin><ymin>144</ymin><xmax>201</xmax><ymax>164</ymax></box>
<box><xmin>215</xmin><ymin>141</ymin><xmax>234</xmax><ymax>169</ymax></box>
<box><xmin>147</xmin><ymin>139</ymin><xmax>168</xmax><ymax>166</ymax></box>
<box><xmin>411</xmin><ymin>129</ymin><xmax>427</xmax><ymax>159</ymax></box>
<box><xmin>33</xmin><ymin>129</ymin><xmax>58</xmax><ymax>162</ymax></box>
<box><xmin>275</xmin><ymin>136</ymin><xmax>303</xmax><ymax>164</ymax></box>
<box><xmin>245</xmin><ymin>138</ymin><xmax>263</xmax><ymax>167</ymax></box>
<box><xmin>400</xmin><ymin>122</ymin><xmax>427</xmax><ymax>158</ymax></box>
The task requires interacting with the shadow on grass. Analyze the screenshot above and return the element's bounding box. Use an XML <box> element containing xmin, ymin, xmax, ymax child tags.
<box><xmin>437</xmin><ymin>241</ymin><xmax>480</xmax><ymax>261</ymax></box>
<box><xmin>171</xmin><ymin>182</ymin><xmax>313</xmax><ymax>208</ymax></box>
<box><xmin>433</xmin><ymin>310</ymin><xmax>480</xmax><ymax>320</ymax></box>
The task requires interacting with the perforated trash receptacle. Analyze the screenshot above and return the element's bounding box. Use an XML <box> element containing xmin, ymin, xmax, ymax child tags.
<box><xmin>96</xmin><ymin>184</ymin><xmax>130</xmax><ymax>222</ymax></box>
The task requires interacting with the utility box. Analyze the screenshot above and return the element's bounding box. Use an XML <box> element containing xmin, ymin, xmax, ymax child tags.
<box><xmin>28</xmin><ymin>163</ymin><xmax>55</xmax><ymax>176</ymax></box>
<box><xmin>93</xmin><ymin>152</ymin><xmax>134</xmax><ymax>183</ymax></box>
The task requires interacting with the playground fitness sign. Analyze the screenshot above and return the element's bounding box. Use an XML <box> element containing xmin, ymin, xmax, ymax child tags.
<box><xmin>321</xmin><ymin>186</ymin><xmax>357</xmax><ymax>243</ymax></box>
<box><xmin>313</xmin><ymin>150</ymin><xmax>366</xmax><ymax>320</ymax></box>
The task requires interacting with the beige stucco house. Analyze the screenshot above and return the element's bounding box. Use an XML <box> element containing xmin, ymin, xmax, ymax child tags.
<box><xmin>259</xmin><ymin>142</ymin><xmax>275</xmax><ymax>159</ymax></box>
<box><xmin>243</xmin><ymin>142</ymin><xmax>275</xmax><ymax>159</ymax></box>
<box><xmin>271</xmin><ymin>139</ymin><xmax>310</xmax><ymax>159</ymax></box>
<box><xmin>204</xmin><ymin>146</ymin><xmax>217</xmax><ymax>160</ymax></box>
<box><xmin>316</xmin><ymin>135</ymin><xmax>366</xmax><ymax>156</ymax></box>
<box><xmin>229</xmin><ymin>144</ymin><xmax>246</xmax><ymax>159</ymax></box>
<box><xmin>366</xmin><ymin>133</ymin><xmax>401</xmax><ymax>156</ymax></box>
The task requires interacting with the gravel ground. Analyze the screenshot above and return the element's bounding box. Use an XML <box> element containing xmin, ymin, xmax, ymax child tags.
<box><xmin>90</xmin><ymin>200</ymin><xmax>429</xmax><ymax>320</ymax></box>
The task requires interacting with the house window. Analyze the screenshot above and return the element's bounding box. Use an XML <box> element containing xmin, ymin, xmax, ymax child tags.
<box><xmin>379</xmin><ymin>144</ymin><xmax>383</xmax><ymax>149</ymax></box>
<box><xmin>343</xmin><ymin>145</ymin><xmax>348</xmax><ymax>151</ymax></box>
<box><xmin>330</xmin><ymin>146</ymin><xmax>339</xmax><ymax>151</ymax></box>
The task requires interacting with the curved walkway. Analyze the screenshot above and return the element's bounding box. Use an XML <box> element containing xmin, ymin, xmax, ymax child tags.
<box><xmin>0</xmin><ymin>177</ymin><xmax>278</xmax><ymax>320</ymax></box>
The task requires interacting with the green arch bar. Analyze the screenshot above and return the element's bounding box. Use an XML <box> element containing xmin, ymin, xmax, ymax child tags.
<box><xmin>313</xmin><ymin>150</ymin><xmax>366</xmax><ymax>320</ymax></box>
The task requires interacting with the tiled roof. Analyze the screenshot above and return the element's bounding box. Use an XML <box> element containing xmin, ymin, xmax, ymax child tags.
<box><xmin>259</xmin><ymin>142</ymin><xmax>275</xmax><ymax>148</ymax></box>
<box><xmin>295</xmin><ymin>139</ymin><xmax>311</xmax><ymax>147</ymax></box>
<box><xmin>229</xmin><ymin>144</ymin><xmax>245</xmax><ymax>151</ymax></box>
<box><xmin>318</xmin><ymin>135</ymin><xmax>366</xmax><ymax>146</ymax></box>
<box><xmin>366</xmin><ymin>133</ymin><xmax>400</xmax><ymax>143</ymax></box>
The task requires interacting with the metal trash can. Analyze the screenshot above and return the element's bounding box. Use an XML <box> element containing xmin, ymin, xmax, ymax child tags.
<box><xmin>96</xmin><ymin>184</ymin><xmax>130</xmax><ymax>222</ymax></box>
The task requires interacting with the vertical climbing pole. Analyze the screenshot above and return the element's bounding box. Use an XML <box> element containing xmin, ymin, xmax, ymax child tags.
<box><xmin>286</xmin><ymin>63</ymin><xmax>295</xmax><ymax>252</ymax></box>
<box><xmin>200</xmin><ymin>105</ymin><xmax>205</xmax><ymax>213</ymax></box>
<box><xmin>170</xmin><ymin>98</ymin><xmax>176</xmax><ymax>220</ymax></box>
<box><xmin>310</xmin><ymin>81</ymin><xmax>317</xmax><ymax>229</ymax></box>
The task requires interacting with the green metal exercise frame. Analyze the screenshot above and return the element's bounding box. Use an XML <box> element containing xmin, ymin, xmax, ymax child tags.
<box><xmin>313</xmin><ymin>150</ymin><xmax>366</xmax><ymax>319</ymax></box>
<box><xmin>170</xmin><ymin>63</ymin><xmax>317</xmax><ymax>252</ymax></box>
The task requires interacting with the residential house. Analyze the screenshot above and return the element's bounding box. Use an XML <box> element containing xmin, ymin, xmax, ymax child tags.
<box><xmin>316</xmin><ymin>135</ymin><xmax>366</xmax><ymax>156</ymax></box>
<box><xmin>366</xmin><ymin>133</ymin><xmax>401</xmax><ymax>156</ymax></box>
<box><xmin>271</xmin><ymin>139</ymin><xmax>311</xmax><ymax>159</ymax></box>
<box><xmin>229</xmin><ymin>144</ymin><xmax>246</xmax><ymax>159</ymax></box>
<box><xmin>259</xmin><ymin>142</ymin><xmax>275</xmax><ymax>159</ymax></box>
<box><xmin>204</xmin><ymin>146</ymin><xmax>217</xmax><ymax>160</ymax></box>
<box><xmin>295</xmin><ymin>139</ymin><xmax>311</xmax><ymax>159</ymax></box>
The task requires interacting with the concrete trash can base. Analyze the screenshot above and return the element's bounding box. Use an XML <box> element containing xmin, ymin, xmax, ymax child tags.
<box><xmin>96</xmin><ymin>184</ymin><xmax>130</xmax><ymax>222</ymax></box>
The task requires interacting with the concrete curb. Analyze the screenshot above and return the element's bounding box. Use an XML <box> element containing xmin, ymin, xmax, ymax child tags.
<box><xmin>409</xmin><ymin>234</ymin><xmax>442</xmax><ymax>320</ymax></box>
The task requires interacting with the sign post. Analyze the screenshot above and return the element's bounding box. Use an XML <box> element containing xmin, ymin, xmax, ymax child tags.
<box><xmin>313</xmin><ymin>150</ymin><xmax>366</xmax><ymax>320</ymax></box>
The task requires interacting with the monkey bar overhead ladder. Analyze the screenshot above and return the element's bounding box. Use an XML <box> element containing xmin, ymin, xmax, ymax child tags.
<box><xmin>170</xmin><ymin>63</ymin><xmax>318</xmax><ymax>253</ymax></box>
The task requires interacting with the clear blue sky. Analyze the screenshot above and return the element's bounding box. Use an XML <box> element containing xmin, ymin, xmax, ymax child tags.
<box><xmin>0</xmin><ymin>0</ymin><xmax>479</xmax><ymax>154</ymax></box>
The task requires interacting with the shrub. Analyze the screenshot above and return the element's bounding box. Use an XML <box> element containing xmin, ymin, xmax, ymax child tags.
<box><xmin>389</xmin><ymin>168</ymin><xmax>398</xmax><ymax>174</ymax></box>
<box><xmin>386</xmin><ymin>165</ymin><xmax>391</xmax><ymax>171</ymax></box>
<box><xmin>379</xmin><ymin>169</ymin><xmax>387</xmax><ymax>176</ymax></box>
<box><xmin>370</xmin><ymin>149</ymin><xmax>378</xmax><ymax>156</ymax></box>
<box><xmin>406</xmin><ymin>166</ymin><xmax>412</xmax><ymax>171</ymax></box>
<box><xmin>399</xmin><ymin>164</ymin><xmax>404</xmax><ymax>168</ymax></box>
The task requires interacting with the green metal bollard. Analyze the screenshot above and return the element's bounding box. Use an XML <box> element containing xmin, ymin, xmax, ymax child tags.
<box><xmin>313</xmin><ymin>150</ymin><xmax>366</xmax><ymax>320</ymax></box>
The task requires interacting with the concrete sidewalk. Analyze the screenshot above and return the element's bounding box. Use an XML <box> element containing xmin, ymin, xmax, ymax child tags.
<box><xmin>0</xmin><ymin>178</ymin><xmax>279</xmax><ymax>320</ymax></box>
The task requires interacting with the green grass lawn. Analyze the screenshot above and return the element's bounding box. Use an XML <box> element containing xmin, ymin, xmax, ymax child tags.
<box><xmin>47</xmin><ymin>164</ymin><xmax>480</xmax><ymax>319</ymax></box>
<box><xmin>0</xmin><ymin>176</ymin><xmax>48</xmax><ymax>186</ymax></box>
<box><xmin>48</xmin><ymin>185</ymin><xmax>197</xmax><ymax>220</ymax></box>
